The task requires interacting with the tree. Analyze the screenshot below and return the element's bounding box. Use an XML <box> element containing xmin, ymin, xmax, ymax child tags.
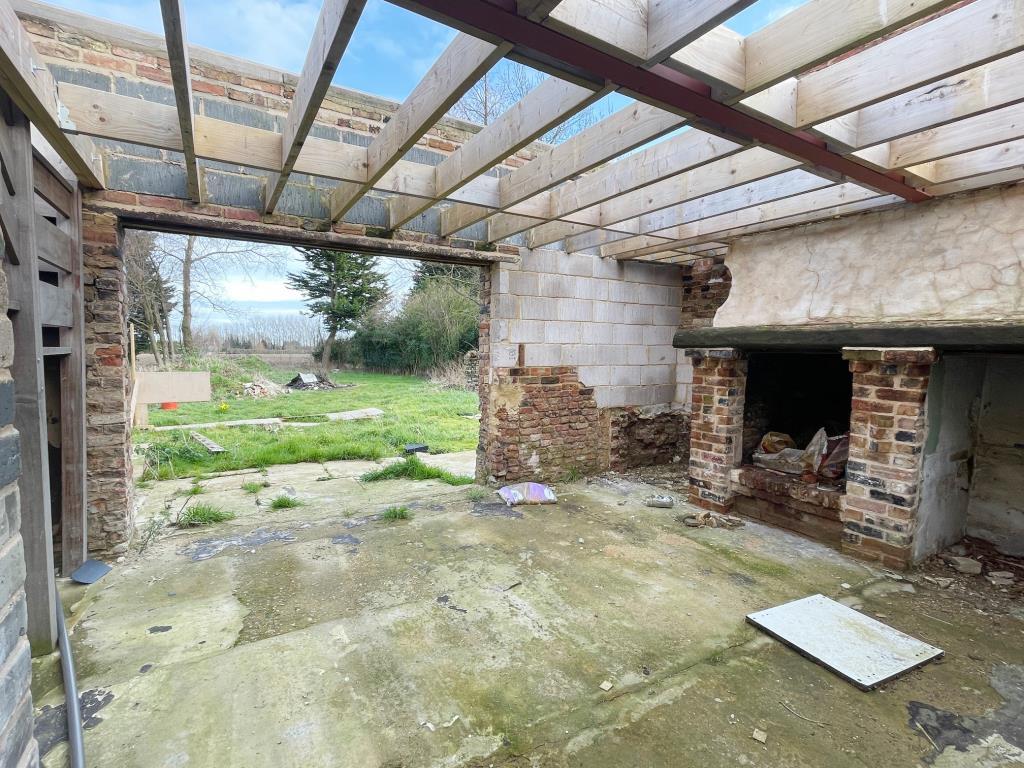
<box><xmin>124</xmin><ymin>230</ymin><xmax>177</xmax><ymax>366</ymax></box>
<box><xmin>287</xmin><ymin>248</ymin><xmax>389</xmax><ymax>368</ymax></box>
<box><xmin>410</xmin><ymin>262</ymin><xmax>478</xmax><ymax>295</ymax></box>
<box><xmin>451</xmin><ymin>60</ymin><xmax>609</xmax><ymax>144</ymax></box>
<box><xmin>153</xmin><ymin>234</ymin><xmax>281</xmax><ymax>353</ymax></box>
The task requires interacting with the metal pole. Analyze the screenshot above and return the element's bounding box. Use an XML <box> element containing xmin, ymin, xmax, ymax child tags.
<box><xmin>55</xmin><ymin>589</ymin><xmax>86</xmax><ymax>768</ymax></box>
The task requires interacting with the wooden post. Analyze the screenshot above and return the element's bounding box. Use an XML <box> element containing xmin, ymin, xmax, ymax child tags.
<box><xmin>60</xmin><ymin>184</ymin><xmax>87</xmax><ymax>573</ymax></box>
<box><xmin>2</xmin><ymin>96</ymin><xmax>57</xmax><ymax>652</ymax></box>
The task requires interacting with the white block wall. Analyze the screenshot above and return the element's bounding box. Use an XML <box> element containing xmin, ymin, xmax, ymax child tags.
<box><xmin>491</xmin><ymin>248</ymin><xmax>692</xmax><ymax>409</ymax></box>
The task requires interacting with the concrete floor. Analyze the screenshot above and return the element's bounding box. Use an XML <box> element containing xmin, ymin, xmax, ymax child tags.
<box><xmin>32</xmin><ymin>453</ymin><xmax>1024</xmax><ymax>767</ymax></box>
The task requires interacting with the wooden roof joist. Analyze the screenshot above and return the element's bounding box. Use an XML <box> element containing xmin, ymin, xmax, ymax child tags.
<box><xmin>387</xmin><ymin>0</ymin><xmax>930</xmax><ymax>203</ymax></box>
<box><xmin>609</xmin><ymin>193</ymin><xmax>904</xmax><ymax>259</ymax></box>
<box><xmin>742</xmin><ymin>0</ymin><xmax>1024</xmax><ymax>130</ymax></box>
<box><xmin>0</xmin><ymin>0</ymin><xmax>102</xmax><ymax>187</ymax></box>
<box><xmin>265</xmin><ymin>0</ymin><xmax>366</xmax><ymax>212</ymax></box>
<box><xmin>439</xmin><ymin>101</ymin><xmax>686</xmax><ymax>236</ymax></box>
<box><xmin>158</xmin><ymin>0</ymin><xmax>199</xmax><ymax>201</ymax></box>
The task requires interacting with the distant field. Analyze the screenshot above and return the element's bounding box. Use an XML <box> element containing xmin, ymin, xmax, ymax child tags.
<box><xmin>138</xmin><ymin>366</ymin><xmax>479</xmax><ymax>479</ymax></box>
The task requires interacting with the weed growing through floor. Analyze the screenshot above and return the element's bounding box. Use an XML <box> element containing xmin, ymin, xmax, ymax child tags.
<box><xmin>381</xmin><ymin>506</ymin><xmax>411</xmax><ymax>521</ymax></box>
<box><xmin>269</xmin><ymin>494</ymin><xmax>303</xmax><ymax>510</ymax></box>
<box><xmin>180</xmin><ymin>482</ymin><xmax>205</xmax><ymax>497</ymax></box>
<box><xmin>177</xmin><ymin>503</ymin><xmax>234</xmax><ymax>527</ymax></box>
<box><xmin>465</xmin><ymin>486</ymin><xmax>490</xmax><ymax>501</ymax></box>
<box><xmin>360</xmin><ymin>455</ymin><xmax>473</xmax><ymax>486</ymax></box>
<box><xmin>241</xmin><ymin>480</ymin><xmax>270</xmax><ymax>494</ymax></box>
<box><xmin>563</xmin><ymin>466</ymin><xmax>584</xmax><ymax>482</ymax></box>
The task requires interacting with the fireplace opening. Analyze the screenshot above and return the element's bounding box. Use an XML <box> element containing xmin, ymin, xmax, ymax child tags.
<box><xmin>731</xmin><ymin>351</ymin><xmax>853</xmax><ymax>546</ymax></box>
<box><xmin>742</xmin><ymin>352</ymin><xmax>852</xmax><ymax>463</ymax></box>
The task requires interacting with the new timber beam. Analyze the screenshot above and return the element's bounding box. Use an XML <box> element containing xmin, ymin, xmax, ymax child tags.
<box><xmin>385</xmin><ymin>0</ymin><xmax>930</xmax><ymax>203</ymax></box>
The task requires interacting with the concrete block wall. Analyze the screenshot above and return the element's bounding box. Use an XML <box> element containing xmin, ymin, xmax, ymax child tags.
<box><xmin>0</xmin><ymin>236</ymin><xmax>38</xmax><ymax>767</ymax></box>
<box><xmin>489</xmin><ymin>249</ymin><xmax>692</xmax><ymax>408</ymax></box>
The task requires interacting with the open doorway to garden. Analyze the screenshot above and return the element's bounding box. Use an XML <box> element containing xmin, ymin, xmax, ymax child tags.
<box><xmin>124</xmin><ymin>228</ymin><xmax>484</xmax><ymax>491</ymax></box>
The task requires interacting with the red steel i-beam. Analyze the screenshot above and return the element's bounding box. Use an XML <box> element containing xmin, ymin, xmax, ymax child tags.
<box><xmin>387</xmin><ymin>0</ymin><xmax>931</xmax><ymax>203</ymax></box>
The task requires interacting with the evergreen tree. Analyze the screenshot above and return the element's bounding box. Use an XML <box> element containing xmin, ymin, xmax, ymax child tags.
<box><xmin>287</xmin><ymin>248</ymin><xmax>389</xmax><ymax>366</ymax></box>
<box><xmin>410</xmin><ymin>262</ymin><xmax>477</xmax><ymax>293</ymax></box>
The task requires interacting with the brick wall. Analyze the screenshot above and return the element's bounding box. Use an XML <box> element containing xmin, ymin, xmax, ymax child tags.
<box><xmin>81</xmin><ymin>202</ymin><xmax>133</xmax><ymax>555</ymax></box>
<box><xmin>686</xmin><ymin>349</ymin><xmax>746</xmax><ymax>513</ymax></box>
<box><xmin>17</xmin><ymin>4</ymin><xmax>541</xmax><ymax>231</ymax></box>
<box><xmin>479</xmin><ymin>365</ymin><xmax>606</xmax><ymax>484</ymax></box>
<box><xmin>0</xmin><ymin>231</ymin><xmax>39</xmax><ymax>767</ymax></box>
<box><xmin>841</xmin><ymin>347</ymin><xmax>937</xmax><ymax>569</ymax></box>
<box><xmin>608</xmin><ymin>407</ymin><xmax>690</xmax><ymax>471</ymax></box>
<box><xmin>679</xmin><ymin>256</ymin><xmax>731</xmax><ymax>329</ymax></box>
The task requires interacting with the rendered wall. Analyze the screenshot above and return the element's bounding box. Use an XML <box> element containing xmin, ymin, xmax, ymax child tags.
<box><xmin>0</xmin><ymin>235</ymin><xmax>38</xmax><ymax>767</ymax></box>
<box><xmin>915</xmin><ymin>356</ymin><xmax>987</xmax><ymax>560</ymax></box>
<box><xmin>967</xmin><ymin>356</ymin><xmax>1024</xmax><ymax>555</ymax></box>
<box><xmin>716</xmin><ymin>184</ymin><xmax>1024</xmax><ymax>329</ymax></box>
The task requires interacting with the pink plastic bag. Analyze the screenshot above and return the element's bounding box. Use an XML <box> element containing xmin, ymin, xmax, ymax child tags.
<box><xmin>497</xmin><ymin>482</ymin><xmax>558</xmax><ymax>506</ymax></box>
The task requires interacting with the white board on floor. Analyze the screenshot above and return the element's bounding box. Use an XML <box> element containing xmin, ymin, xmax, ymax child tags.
<box><xmin>746</xmin><ymin>594</ymin><xmax>943</xmax><ymax>690</ymax></box>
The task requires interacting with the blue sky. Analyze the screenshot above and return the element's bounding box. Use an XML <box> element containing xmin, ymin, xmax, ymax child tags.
<box><xmin>46</xmin><ymin>0</ymin><xmax>804</xmax><ymax>100</ymax></box>
<box><xmin>50</xmin><ymin>0</ymin><xmax>803</xmax><ymax>327</ymax></box>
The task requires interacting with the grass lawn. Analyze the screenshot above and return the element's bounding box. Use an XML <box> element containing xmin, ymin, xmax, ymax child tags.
<box><xmin>139</xmin><ymin>368</ymin><xmax>479</xmax><ymax>479</ymax></box>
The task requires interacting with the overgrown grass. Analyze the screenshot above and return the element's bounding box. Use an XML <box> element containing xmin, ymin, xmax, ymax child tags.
<box><xmin>360</xmin><ymin>455</ymin><xmax>473</xmax><ymax>486</ymax></box>
<box><xmin>241</xmin><ymin>480</ymin><xmax>269</xmax><ymax>494</ymax></box>
<box><xmin>170</xmin><ymin>354</ymin><xmax>274</xmax><ymax>400</ymax></box>
<box><xmin>381</xmin><ymin>506</ymin><xmax>411</xmax><ymax>521</ymax></box>
<box><xmin>269</xmin><ymin>494</ymin><xmax>303</xmax><ymax>510</ymax></box>
<box><xmin>138</xmin><ymin>371</ymin><xmax>479</xmax><ymax>479</ymax></box>
<box><xmin>177</xmin><ymin>503</ymin><xmax>234</xmax><ymax>527</ymax></box>
<box><xmin>180</xmin><ymin>483</ymin><xmax>205</xmax><ymax>497</ymax></box>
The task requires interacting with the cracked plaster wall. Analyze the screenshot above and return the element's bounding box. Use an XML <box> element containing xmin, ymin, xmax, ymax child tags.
<box><xmin>716</xmin><ymin>184</ymin><xmax>1024</xmax><ymax>329</ymax></box>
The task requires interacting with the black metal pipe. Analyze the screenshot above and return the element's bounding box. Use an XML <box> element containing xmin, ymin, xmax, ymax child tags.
<box><xmin>55</xmin><ymin>589</ymin><xmax>86</xmax><ymax>768</ymax></box>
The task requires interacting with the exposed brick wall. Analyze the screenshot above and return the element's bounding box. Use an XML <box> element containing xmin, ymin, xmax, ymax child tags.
<box><xmin>0</xmin><ymin>229</ymin><xmax>39</xmax><ymax>767</ymax></box>
<box><xmin>731</xmin><ymin>467</ymin><xmax>843</xmax><ymax>544</ymax></box>
<box><xmin>608</xmin><ymin>407</ymin><xmax>689</xmax><ymax>471</ymax></box>
<box><xmin>687</xmin><ymin>349</ymin><xmax>746</xmax><ymax>513</ymax></box>
<box><xmin>840</xmin><ymin>347</ymin><xmax>937</xmax><ymax>569</ymax></box>
<box><xmin>479</xmin><ymin>364</ymin><xmax>606</xmax><ymax>485</ymax></box>
<box><xmin>679</xmin><ymin>257</ymin><xmax>731</xmax><ymax>329</ymax></box>
<box><xmin>81</xmin><ymin>202</ymin><xmax>133</xmax><ymax>555</ymax></box>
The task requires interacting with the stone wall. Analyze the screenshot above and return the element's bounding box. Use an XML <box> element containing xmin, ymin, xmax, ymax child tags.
<box><xmin>841</xmin><ymin>347</ymin><xmax>937</xmax><ymax>569</ymax></box>
<box><xmin>716</xmin><ymin>184</ymin><xmax>1024</xmax><ymax>330</ymax></box>
<box><xmin>81</xmin><ymin>202</ymin><xmax>132</xmax><ymax>555</ymax></box>
<box><xmin>0</xmin><ymin>234</ymin><xmax>38</xmax><ymax>767</ymax></box>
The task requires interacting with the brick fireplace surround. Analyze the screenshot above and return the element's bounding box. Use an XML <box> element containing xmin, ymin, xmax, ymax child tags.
<box><xmin>686</xmin><ymin>346</ymin><xmax>938</xmax><ymax>569</ymax></box>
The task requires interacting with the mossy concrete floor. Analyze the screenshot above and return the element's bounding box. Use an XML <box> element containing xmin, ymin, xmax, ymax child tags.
<box><xmin>33</xmin><ymin>453</ymin><xmax>1024</xmax><ymax>767</ymax></box>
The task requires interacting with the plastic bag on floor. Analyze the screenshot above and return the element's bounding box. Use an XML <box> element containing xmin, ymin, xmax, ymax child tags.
<box><xmin>753</xmin><ymin>428</ymin><xmax>828</xmax><ymax>475</ymax></box>
<box><xmin>497</xmin><ymin>482</ymin><xmax>558</xmax><ymax>506</ymax></box>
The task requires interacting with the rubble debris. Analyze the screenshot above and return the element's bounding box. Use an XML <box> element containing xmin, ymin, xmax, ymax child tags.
<box><xmin>599</xmin><ymin>680</ymin><xmax>614</xmax><ymax>692</ymax></box>
<box><xmin>676</xmin><ymin>511</ymin><xmax>745</xmax><ymax>529</ymax></box>
<box><xmin>988</xmin><ymin>571</ymin><xmax>1016</xmax><ymax>586</ymax></box>
<box><xmin>242</xmin><ymin>374</ymin><xmax>282</xmax><ymax>398</ymax></box>
<box><xmin>190</xmin><ymin>431</ymin><xmax>225</xmax><ymax>454</ymax></box>
<box><xmin>752</xmin><ymin>729</ymin><xmax>768</xmax><ymax>744</ymax></box>
<box><xmin>497</xmin><ymin>482</ymin><xmax>557</xmax><ymax>506</ymax></box>
<box><xmin>285</xmin><ymin>372</ymin><xmax>337</xmax><ymax>391</ymax></box>
<box><xmin>923</xmin><ymin>576</ymin><xmax>954</xmax><ymax>589</ymax></box>
<box><xmin>943</xmin><ymin>555</ymin><xmax>983</xmax><ymax>575</ymax></box>
<box><xmin>644</xmin><ymin>494</ymin><xmax>675</xmax><ymax>508</ymax></box>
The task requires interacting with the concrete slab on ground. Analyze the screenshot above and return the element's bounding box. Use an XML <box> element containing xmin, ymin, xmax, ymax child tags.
<box><xmin>34</xmin><ymin>457</ymin><xmax>1024</xmax><ymax>767</ymax></box>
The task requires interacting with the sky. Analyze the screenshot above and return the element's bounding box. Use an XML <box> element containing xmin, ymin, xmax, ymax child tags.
<box><xmin>48</xmin><ymin>0</ymin><xmax>804</xmax><ymax>326</ymax></box>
